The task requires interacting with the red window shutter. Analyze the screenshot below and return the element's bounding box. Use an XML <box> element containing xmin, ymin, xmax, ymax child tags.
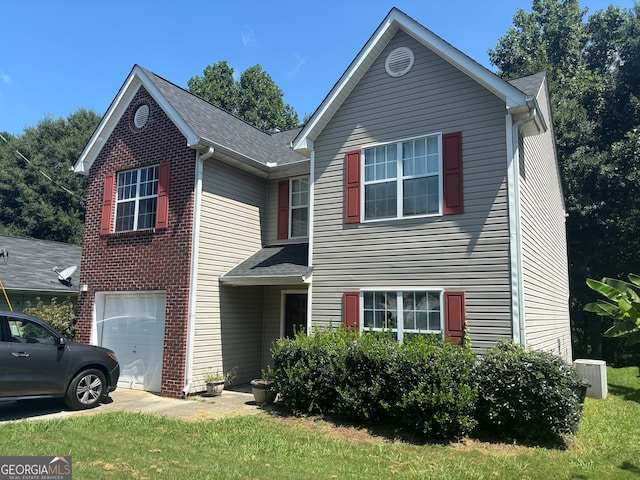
<box><xmin>444</xmin><ymin>291</ymin><xmax>466</xmax><ymax>345</ymax></box>
<box><xmin>343</xmin><ymin>291</ymin><xmax>360</xmax><ymax>332</ymax></box>
<box><xmin>443</xmin><ymin>132</ymin><xmax>463</xmax><ymax>215</ymax></box>
<box><xmin>156</xmin><ymin>161</ymin><xmax>170</xmax><ymax>229</ymax></box>
<box><xmin>344</xmin><ymin>150</ymin><xmax>361</xmax><ymax>224</ymax></box>
<box><xmin>100</xmin><ymin>173</ymin><xmax>115</xmax><ymax>235</ymax></box>
<box><xmin>277</xmin><ymin>180</ymin><xmax>290</xmax><ymax>240</ymax></box>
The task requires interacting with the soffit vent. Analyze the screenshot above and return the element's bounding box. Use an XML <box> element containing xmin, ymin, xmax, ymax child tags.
<box><xmin>133</xmin><ymin>104</ymin><xmax>150</xmax><ymax>129</ymax></box>
<box><xmin>385</xmin><ymin>47</ymin><xmax>415</xmax><ymax>77</ymax></box>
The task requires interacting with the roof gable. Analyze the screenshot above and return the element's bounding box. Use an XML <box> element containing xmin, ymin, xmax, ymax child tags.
<box><xmin>292</xmin><ymin>7</ymin><xmax>531</xmax><ymax>155</ymax></box>
<box><xmin>74</xmin><ymin>65</ymin><xmax>306</xmax><ymax>175</ymax></box>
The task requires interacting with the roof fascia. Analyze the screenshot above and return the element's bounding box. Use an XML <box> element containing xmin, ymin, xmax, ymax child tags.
<box><xmin>197</xmin><ymin>139</ymin><xmax>272</xmax><ymax>178</ymax></box>
<box><xmin>293</xmin><ymin>8</ymin><xmax>529</xmax><ymax>154</ymax></box>
<box><xmin>219</xmin><ymin>275</ymin><xmax>309</xmax><ymax>286</ymax></box>
<box><xmin>74</xmin><ymin>65</ymin><xmax>200</xmax><ymax>175</ymax></box>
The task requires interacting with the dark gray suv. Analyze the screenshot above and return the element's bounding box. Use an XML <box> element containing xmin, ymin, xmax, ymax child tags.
<box><xmin>0</xmin><ymin>311</ymin><xmax>120</xmax><ymax>409</ymax></box>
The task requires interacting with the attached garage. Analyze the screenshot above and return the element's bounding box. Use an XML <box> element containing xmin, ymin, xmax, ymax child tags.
<box><xmin>92</xmin><ymin>292</ymin><xmax>166</xmax><ymax>392</ymax></box>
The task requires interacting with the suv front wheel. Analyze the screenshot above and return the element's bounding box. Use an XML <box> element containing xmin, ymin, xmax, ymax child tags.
<box><xmin>65</xmin><ymin>369</ymin><xmax>107</xmax><ymax>410</ymax></box>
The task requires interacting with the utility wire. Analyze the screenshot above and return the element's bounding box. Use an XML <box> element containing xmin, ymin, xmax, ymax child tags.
<box><xmin>0</xmin><ymin>132</ymin><xmax>82</xmax><ymax>200</ymax></box>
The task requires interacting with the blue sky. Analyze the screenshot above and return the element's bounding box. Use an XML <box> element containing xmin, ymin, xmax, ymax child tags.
<box><xmin>1</xmin><ymin>0</ymin><xmax>634</xmax><ymax>135</ymax></box>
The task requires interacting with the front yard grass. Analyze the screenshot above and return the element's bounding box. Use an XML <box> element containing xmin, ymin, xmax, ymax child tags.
<box><xmin>0</xmin><ymin>366</ymin><xmax>638</xmax><ymax>479</ymax></box>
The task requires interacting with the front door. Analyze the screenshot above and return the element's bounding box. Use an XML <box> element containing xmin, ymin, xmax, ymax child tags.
<box><xmin>284</xmin><ymin>293</ymin><xmax>308</xmax><ymax>339</ymax></box>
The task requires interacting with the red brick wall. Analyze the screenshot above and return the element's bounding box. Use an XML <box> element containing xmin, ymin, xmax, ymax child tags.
<box><xmin>76</xmin><ymin>87</ymin><xmax>195</xmax><ymax>398</ymax></box>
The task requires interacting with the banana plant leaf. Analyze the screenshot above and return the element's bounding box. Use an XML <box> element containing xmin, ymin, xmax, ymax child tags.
<box><xmin>604</xmin><ymin>319</ymin><xmax>640</xmax><ymax>338</ymax></box>
<box><xmin>584</xmin><ymin>299</ymin><xmax>625</xmax><ymax>319</ymax></box>
<box><xmin>586</xmin><ymin>278</ymin><xmax>625</xmax><ymax>301</ymax></box>
<box><xmin>586</xmin><ymin>274</ymin><xmax>640</xmax><ymax>343</ymax></box>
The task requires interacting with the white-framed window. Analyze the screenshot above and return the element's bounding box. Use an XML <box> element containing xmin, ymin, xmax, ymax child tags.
<box><xmin>362</xmin><ymin>289</ymin><xmax>442</xmax><ymax>343</ymax></box>
<box><xmin>290</xmin><ymin>177</ymin><xmax>309</xmax><ymax>238</ymax></box>
<box><xmin>115</xmin><ymin>165</ymin><xmax>159</xmax><ymax>232</ymax></box>
<box><xmin>363</xmin><ymin>133</ymin><xmax>441</xmax><ymax>221</ymax></box>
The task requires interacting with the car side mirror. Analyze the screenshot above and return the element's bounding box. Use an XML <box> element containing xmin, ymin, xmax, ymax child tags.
<box><xmin>58</xmin><ymin>336</ymin><xmax>66</xmax><ymax>348</ymax></box>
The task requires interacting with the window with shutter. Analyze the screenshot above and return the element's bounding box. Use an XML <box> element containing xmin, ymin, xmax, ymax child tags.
<box><xmin>349</xmin><ymin>289</ymin><xmax>466</xmax><ymax>345</ymax></box>
<box><xmin>111</xmin><ymin>164</ymin><xmax>161</xmax><ymax>233</ymax></box>
<box><xmin>347</xmin><ymin>131</ymin><xmax>463</xmax><ymax>223</ymax></box>
<box><xmin>277</xmin><ymin>177</ymin><xmax>310</xmax><ymax>240</ymax></box>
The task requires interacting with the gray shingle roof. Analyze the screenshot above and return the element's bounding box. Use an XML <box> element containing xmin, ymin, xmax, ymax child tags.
<box><xmin>0</xmin><ymin>236</ymin><xmax>81</xmax><ymax>293</ymax></box>
<box><xmin>508</xmin><ymin>72</ymin><xmax>546</xmax><ymax>97</ymax></box>
<box><xmin>222</xmin><ymin>243</ymin><xmax>311</xmax><ymax>285</ymax></box>
<box><xmin>139</xmin><ymin>66</ymin><xmax>307</xmax><ymax>167</ymax></box>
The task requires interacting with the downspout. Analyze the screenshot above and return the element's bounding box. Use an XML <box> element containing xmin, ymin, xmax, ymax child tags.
<box><xmin>306</xmin><ymin>141</ymin><xmax>315</xmax><ymax>333</ymax></box>
<box><xmin>182</xmin><ymin>146</ymin><xmax>214</xmax><ymax>398</ymax></box>
<box><xmin>507</xmin><ymin>106</ymin><xmax>537</xmax><ymax>346</ymax></box>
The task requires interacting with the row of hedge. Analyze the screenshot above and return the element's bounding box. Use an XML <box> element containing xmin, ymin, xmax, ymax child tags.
<box><xmin>269</xmin><ymin>329</ymin><xmax>585</xmax><ymax>443</ymax></box>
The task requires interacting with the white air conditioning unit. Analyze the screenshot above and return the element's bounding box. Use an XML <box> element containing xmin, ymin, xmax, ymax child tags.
<box><xmin>573</xmin><ymin>359</ymin><xmax>607</xmax><ymax>399</ymax></box>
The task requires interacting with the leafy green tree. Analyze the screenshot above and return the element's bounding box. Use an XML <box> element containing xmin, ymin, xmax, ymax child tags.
<box><xmin>188</xmin><ymin>61</ymin><xmax>299</xmax><ymax>130</ymax></box>
<box><xmin>488</xmin><ymin>0</ymin><xmax>588</xmax><ymax>92</ymax></box>
<box><xmin>0</xmin><ymin>109</ymin><xmax>100</xmax><ymax>244</ymax></box>
<box><xmin>186</xmin><ymin>60</ymin><xmax>237</xmax><ymax>113</ymax></box>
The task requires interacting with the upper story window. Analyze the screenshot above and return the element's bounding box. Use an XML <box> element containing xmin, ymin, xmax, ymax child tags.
<box><xmin>115</xmin><ymin>165</ymin><xmax>159</xmax><ymax>232</ymax></box>
<box><xmin>277</xmin><ymin>176</ymin><xmax>309</xmax><ymax>240</ymax></box>
<box><xmin>363</xmin><ymin>134</ymin><xmax>441</xmax><ymax>221</ymax></box>
<box><xmin>290</xmin><ymin>177</ymin><xmax>309</xmax><ymax>238</ymax></box>
<box><xmin>344</xmin><ymin>131</ymin><xmax>462</xmax><ymax>225</ymax></box>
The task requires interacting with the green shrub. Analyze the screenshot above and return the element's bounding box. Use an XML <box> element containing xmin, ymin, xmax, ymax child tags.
<box><xmin>472</xmin><ymin>341</ymin><xmax>584</xmax><ymax>442</ymax></box>
<box><xmin>270</xmin><ymin>328</ymin><xmax>477</xmax><ymax>440</ymax></box>
<box><xmin>270</xmin><ymin>327</ymin><xmax>353</xmax><ymax>415</ymax></box>
<box><xmin>334</xmin><ymin>332</ymin><xmax>398</xmax><ymax>422</ymax></box>
<box><xmin>390</xmin><ymin>335</ymin><xmax>478</xmax><ymax>440</ymax></box>
<box><xmin>24</xmin><ymin>296</ymin><xmax>76</xmax><ymax>339</ymax></box>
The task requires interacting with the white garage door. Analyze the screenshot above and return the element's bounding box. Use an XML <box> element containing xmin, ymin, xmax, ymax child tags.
<box><xmin>96</xmin><ymin>293</ymin><xmax>166</xmax><ymax>392</ymax></box>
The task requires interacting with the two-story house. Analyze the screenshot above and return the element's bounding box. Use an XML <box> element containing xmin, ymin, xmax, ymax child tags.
<box><xmin>73</xmin><ymin>8</ymin><xmax>571</xmax><ymax>398</ymax></box>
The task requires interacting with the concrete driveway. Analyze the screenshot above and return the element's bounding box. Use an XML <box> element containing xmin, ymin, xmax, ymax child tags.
<box><xmin>0</xmin><ymin>385</ymin><xmax>263</xmax><ymax>422</ymax></box>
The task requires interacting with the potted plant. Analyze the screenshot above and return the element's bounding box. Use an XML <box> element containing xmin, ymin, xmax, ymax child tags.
<box><xmin>251</xmin><ymin>367</ymin><xmax>276</xmax><ymax>405</ymax></box>
<box><xmin>203</xmin><ymin>368</ymin><xmax>227</xmax><ymax>396</ymax></box>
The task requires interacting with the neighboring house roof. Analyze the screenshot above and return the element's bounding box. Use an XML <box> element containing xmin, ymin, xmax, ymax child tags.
<box><xmin>221</xmin><ymin>243</ymin><xmax>312</xmax><ymax>285</ymax></box>
<box><xmin>75</xmin><ymin>65</ymin><xmax>307</xmax><ymax>176</ymax></box>
<box><xmin>0</xmin><ymin>235</ymin><xmax>81</xmax><ymax>294</ymax></box>
<box><xmin>293</xmin><ymin>7</ymin><xmax>545</xmax><ymax>155</ymax></box>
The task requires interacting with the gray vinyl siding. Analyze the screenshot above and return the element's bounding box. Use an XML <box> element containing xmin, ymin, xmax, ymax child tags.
<box><xmin>192</xmin><ymin>159</ymin><xmax>267</xmax><ymax>388</ymax></box>
<box><xmin>518</xmin><ymin>85</ymin><xmax>572</xmax><ymax>361</ymax></box>
<box><xmin>311</xmin><ymin>30</ymin><xmax>513</xmax><ymax>350</ymax></box>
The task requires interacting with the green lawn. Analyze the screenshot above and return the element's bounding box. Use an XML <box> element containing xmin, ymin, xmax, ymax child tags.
<box><xmin>1</xmin><ymin>367</ymin><xmax>639</xmax><ymax>479</ymax></box>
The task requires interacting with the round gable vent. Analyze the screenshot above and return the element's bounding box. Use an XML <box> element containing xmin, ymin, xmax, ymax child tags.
<box><xmin>133</xmin><ymin>104</ymin><xmax>150</xmax><ymax>129</ymax></box>
<box><xmin>385</xmin><ymin>47</ymin><xmax>415</xmax><ymax>77</ymax></box>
